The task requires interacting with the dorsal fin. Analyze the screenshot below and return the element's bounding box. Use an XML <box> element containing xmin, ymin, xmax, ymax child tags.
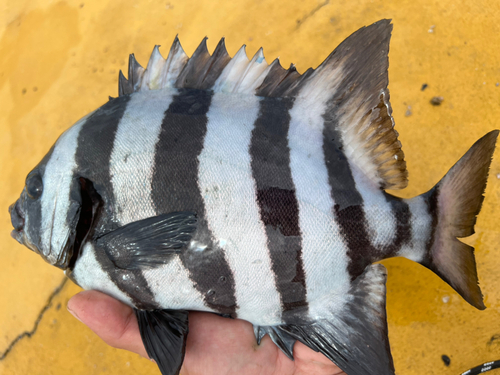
<box><xmin>116</xmin><ymin>20</ymin><xmax>407</xmax><ymax>189</ymax></box>
<box><xmin>292</xmin><ymin>19</ymin><xmax>407</xmax><ymax>189</ymax></box>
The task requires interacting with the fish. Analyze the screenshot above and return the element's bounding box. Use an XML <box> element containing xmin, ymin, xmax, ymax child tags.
<box><xmin>8</xmin><ymin>19</ymin><xmax>498</xmax><ymax>375</ymax></box>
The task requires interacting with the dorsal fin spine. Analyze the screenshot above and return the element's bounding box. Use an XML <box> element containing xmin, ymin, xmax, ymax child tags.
<box><xmin>160</xmin><ymin>35</ymin><xmax>188</xmax><ymax>88</ymax></box>
<box><xmin>128</xmin><ymin>54</ymin><xmax>145</xmax><ymax>91</ymax></box>
<box><xmin>234</xmin><ymin>48</ymin><xmax>268</xmax><ymax>93</ymax></box>
<box><xmin>141</xmin><ymin>45</ymin><xmax>166</xmax><ymax>91</ymax></box>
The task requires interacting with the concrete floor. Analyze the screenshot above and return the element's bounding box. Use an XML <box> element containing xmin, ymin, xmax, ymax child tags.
<box><xmin>1</xmin><ymin>0</ymin><xmax>500</xmax><ymax>374</ymax></box>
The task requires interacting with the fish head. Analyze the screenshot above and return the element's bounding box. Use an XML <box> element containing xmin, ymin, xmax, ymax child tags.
<box><xmin>9</xmin><ymin>117</ymin><xmax>95</xmax><ymax>270</ymax></box>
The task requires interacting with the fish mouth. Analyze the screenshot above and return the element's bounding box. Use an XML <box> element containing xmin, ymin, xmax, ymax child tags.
<box><xmin>65</xmin><ymin>177</ymin><xmax>102</xmax><ymax>270</ymax></box>
<box><xmin>9</xmin><ymin>201</ymin><xmax>28</xmax><ymax>246</ymax></box>
<box><xmin>9</xmin><ymin>201</ymin><xmax>24</xmax><ymax>229</ymax></box>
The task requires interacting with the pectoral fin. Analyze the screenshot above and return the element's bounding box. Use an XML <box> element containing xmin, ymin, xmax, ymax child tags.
<box><xmin>96</xmin><ymin>211</ymin><xmax>197</xmax><ymax>269</ymax></box>
<box><xmin>275</xmin><ymin>264</ymin><xmax>394</xmax><ymax>375</ymax></box>
<box><xmin>135</xmin><ymin>309</ymin><xmax>189</xmax><ymax>375</ymax></box>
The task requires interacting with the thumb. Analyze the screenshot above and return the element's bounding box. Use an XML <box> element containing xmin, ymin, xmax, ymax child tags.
<box><xmin>67</xmin><ymin>290</ymin><xmax>149</xmax><ymax>359</ymax></box>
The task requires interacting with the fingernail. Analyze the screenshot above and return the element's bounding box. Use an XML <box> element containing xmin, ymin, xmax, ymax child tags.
<box><xmin>67</xmin><ymin>303</ymin><xmax>83</xmax><ymax>323</ymax></box>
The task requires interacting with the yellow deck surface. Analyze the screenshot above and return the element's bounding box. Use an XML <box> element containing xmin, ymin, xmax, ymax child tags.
<box><xmin>1</xmin><ymin>1</ymin><xmax>500</xmax><ymax>374</ymax></box>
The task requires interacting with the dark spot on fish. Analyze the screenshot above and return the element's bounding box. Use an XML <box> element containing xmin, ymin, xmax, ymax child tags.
<box><xmin>79</xmin><ymin>3</ymin><xmax>84</xmax><ymax>8</ymax></box>
<box><xmin>21</xmin><ymin>88</ymin><xmax>26</xmax><ymax>95</ymax></box>
<box><xmin>123</xmin><ymin>153</ymin><xmax>130</xmax><ymax>163</ymax></box>
<box><xmin>441</xmin><ymin>354</ymin><xmax>451</xmax><ymax>366</ymax></box>
<box><xmin>33</xmin><ymin>87</ymin><xmax>38</xmax><ymax>92</ymax></box>
<box><xmin>188</xmin><ymin>102</ymin><xmax>203</xmax><ymax>114</ymax></box>
<box><xmin>421</xmin><ymin>83</ymin><xmax>428</xmax><ymax>91</ymax></box>
<box><xmin>56</xmin><ymin>303</ymin><xmax>61</xmax><ymax>311</ymax></box>
<box><xmin>430</xmin><ymin>96</ymin><xmax>444</xmax><ymax>106</ymax></box>
<box><xmin>92</xmin><ymin>68</ymin><xmax>97</xmax><ymax>73</ymax></box>
<box><xmin>256</xmin><ymin>188</ymin><xmax>300</xmax><ymax>237</ymax></box>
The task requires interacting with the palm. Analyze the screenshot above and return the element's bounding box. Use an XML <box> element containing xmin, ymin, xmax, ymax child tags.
<box><xmin>68</xmin><ymin>291</ymin><xmax>345</xmax><ymax>375</ymax></box>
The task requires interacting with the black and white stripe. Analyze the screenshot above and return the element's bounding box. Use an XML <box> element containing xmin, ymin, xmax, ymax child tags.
<box><xmin>66</xmin><ymin>83</ymin><xmax>427</xmax><ymax>320</ymax></box>
<box><xmin>198</xmin><ymin>92</ymin><xmax>282</xmax><ymax>324</ymax></box>
<box><xmin>249</xmin><ymin>96</ymin><xmax>308</xmax><ymax>320</ymax></box>
<box><xmin>107</xmin><ymin>90</ymin><xmax>214</xmax><ymax>311</ymax></box>
<box><xmin>73</xmin><ymin>95</ymin><xmax>159</xmax><ymax>309</ymax></box>
<box><xmin>151</xmin><ymin>89</ymin><xmax>238</xmax><ymax>316</ymax></box>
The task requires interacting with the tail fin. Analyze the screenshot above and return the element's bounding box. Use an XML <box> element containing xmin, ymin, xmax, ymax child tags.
<box><xmin>422</xmin><ymin>130</ymin><xmax>498</xmax><ymax>310</ymax></box>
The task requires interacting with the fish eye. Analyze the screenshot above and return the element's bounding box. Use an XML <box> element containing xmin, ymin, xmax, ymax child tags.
<box><xmin>26</xmin><ymin>174</ymin><xmax>43</xmax><ymax>200</ymax></box>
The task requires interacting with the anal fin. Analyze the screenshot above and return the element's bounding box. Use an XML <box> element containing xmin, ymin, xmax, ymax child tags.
<box><xmin>277</xmin><ymin>264</ymin><xmax>394</xmax><ymax>375</ymax></box>
<box><xmin>253</xmin><ymin>325</ymin><xmax>296</xmax><ymax>360</ymax></box>
<box><xmin>136</xmin><ymin>309</ymin><xmax>189</xmax><ymax>375</ymax></box>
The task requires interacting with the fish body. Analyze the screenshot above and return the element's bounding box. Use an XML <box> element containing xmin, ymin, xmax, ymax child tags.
<box><xmin>9</xmin><ymin>20</ymin><xmax>498</xmax><ymax>375</ymax></box>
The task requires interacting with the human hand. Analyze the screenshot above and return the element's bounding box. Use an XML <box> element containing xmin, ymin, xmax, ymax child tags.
<box><xmin>67</xmin><ymin>290</ymin><xmax>346</xmax><ymax>375</ymax></box>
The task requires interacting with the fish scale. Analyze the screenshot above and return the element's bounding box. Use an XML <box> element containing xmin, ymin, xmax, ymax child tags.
<box><xmin>9</xmin><ymin>19</ymin><xmax>498</xmax><ymax>375</ymax></box>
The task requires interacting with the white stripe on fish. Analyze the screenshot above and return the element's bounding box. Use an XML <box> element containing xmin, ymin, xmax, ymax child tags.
<box><xmin>110</xmin><ymin>90</ymin><xmax>175</xmax><ymax>225</ymax></box>
<box><xmin>198</xmin><ymin>92</ymin><xmax>282</xmax><ymax>325</ymax></box>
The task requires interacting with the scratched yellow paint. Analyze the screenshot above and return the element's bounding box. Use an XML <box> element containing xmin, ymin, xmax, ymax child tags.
<box><xmin>0</xmin><ymin>1</ymin><xmax>499</xmax><ymax>374</ymax></box>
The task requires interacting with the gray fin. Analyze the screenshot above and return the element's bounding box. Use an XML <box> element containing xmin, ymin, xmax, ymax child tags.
<box><xmin>254</xmin><ymin>325</ymin><xmax>296</xmax><ymax>360</ymax></box>
<box><xmin>256</xmin><ymin>61</ymin><xmax>302</xmax><ymax>97</ymax></box>
<box><xmin>162</xmin><ymin>36</ymin><xmax>189</xmax><ymax>88</ymax></box>
<box><xmin>136</xmin><ymin>309</ymin><xmax>189</xmax><ymax>375</ymax></box>
<box><xmin>128</xmin><ymin>53</ymin><xmax>145</xmax><ymax>91</ymax></box>
<box><xmin>198</xmin><ymin>37</ymin><xmax>232</xmax><ymax>89</ymax></box>
<box><xmin>279</xmin><ymin>264</ymin><xmax>395</xmax><ymax>375</ymax></box>
<box><xmin>253</xmin><ymin>325</ymin><xmax>266</xmax><ymax>344</ymax></box>
<box><xmin>287</xmin><ymin>19</ymin><xmax>407</xmax><ymax>190</ymax></box>
<box><xmin>175</xmin><ymin>37</ymin><xmax>211</xmax><ymax>89</ymax></box>
<box><xmin>254</xmin><ymin>59</ymin><xmax>288</xmax><ymax>96</ymax></box>
<box><xmin>420</xmin><ymin>130</ymin><xmax>499</xmax><ymax>310</ymax></box>
<box><xmin>97</xmin><ymin>212</ymin><xmax>197</xmax><ymax>270</ymax></box>
<box><xmin>118</xmin><ymin>70</ymin><xmax>133</xmax><ymax>96</ymax></box>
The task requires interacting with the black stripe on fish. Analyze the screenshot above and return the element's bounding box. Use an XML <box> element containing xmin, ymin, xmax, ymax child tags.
<box><xmin>151</xmin><ymin>89</ymin><xmax>238</xmax><ymax>316</ymax></box>
<box><xmin>323</xmin><ymin>123</ymin><xmax>377</xmax><ymax>280</ymax></box>
<box><xmin>75</xmin><ymin>95</ymin><xmax>159</xmax><ymax>309</ymax></box>
<box><xmin>423</xmin><ymin>187</ymin><xmax>439</xmax><ymax>265</ymax></box>
<box><xmin>250</xmin><ymin>97</ymin><xmax>308</xmax><ymax>321</ymax></box>
<box><xmin>383</xmin><ymin>195</ymin><xmax>412</xmax><ymax>258</ymax></box>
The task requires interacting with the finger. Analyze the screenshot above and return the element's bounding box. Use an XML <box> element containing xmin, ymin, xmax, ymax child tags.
<box><xmin>67</xmin><ymin>290</ymin><xmax>149</xmax><ymax>359</ymax></box>
<box><xmin>293</xmin><ymin>341</ymin><xmax>345</xmax><ymax>375</ymax></box>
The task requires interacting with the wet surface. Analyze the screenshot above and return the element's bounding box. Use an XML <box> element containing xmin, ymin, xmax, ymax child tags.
<box><xmin>1</xmin><ymin>0</ymin><xmax>500</xmax><ymax>374</ymax></box>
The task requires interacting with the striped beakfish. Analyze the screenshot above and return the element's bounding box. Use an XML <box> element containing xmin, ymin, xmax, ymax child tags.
<box><xmin>9</xmin><ymin>19</ymin><xmax>498</xmax><ymax>375</ymax></box>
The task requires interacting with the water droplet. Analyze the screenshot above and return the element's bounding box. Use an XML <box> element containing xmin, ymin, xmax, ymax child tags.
<box><xmin>207</xmin><ymin>289</ymin><xmax>215</xmax><ymax>296</ymax></box>
<box><xmin>218</xmin><ymin>276</ymin><xmax>226</xmax><ymax>283</ymax></box>
<box><xmin>442</xmin><ymin>295</ymin><xmax>450</xmax><ymax>303</ymax></box>
<box><xmin>122</xmin><ymin>274</ymin><xmax>130</xmax><ymax>281</ymax></box>
<box><xmin>135</xmin><ymin>286</ymin><xmax>141</xmax><ymax>291</ymax></box>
